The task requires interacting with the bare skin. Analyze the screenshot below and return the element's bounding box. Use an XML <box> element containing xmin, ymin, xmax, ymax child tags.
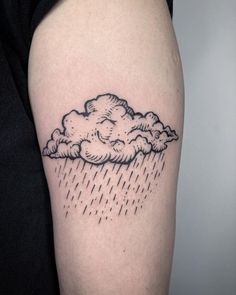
<box><xmin>28</xmin><ymin>0</ymin><xmax>184</xmax><ymax>294</ymax></box>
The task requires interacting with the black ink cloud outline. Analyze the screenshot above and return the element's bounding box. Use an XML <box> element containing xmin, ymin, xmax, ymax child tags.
<box><xmin>42</xmin><ymin>93</ymin><xmax>178</xmax><ymax>164</ymax></box>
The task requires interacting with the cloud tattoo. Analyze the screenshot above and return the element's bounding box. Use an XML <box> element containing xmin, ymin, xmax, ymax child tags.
<box><xmin>42</xmin><ymin>94</ymin><xmax>178</xmax><ymax>164</ymax></box>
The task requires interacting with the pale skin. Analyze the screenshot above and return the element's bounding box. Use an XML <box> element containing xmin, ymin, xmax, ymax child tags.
<box><xmin>28</xmin><ymin>0</ymin><xmax>184</xmax><ymax>294</ymax></box>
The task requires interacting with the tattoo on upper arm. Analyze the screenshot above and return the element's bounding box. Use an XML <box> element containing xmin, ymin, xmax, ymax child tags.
<box><xmin>42</xmin><ymin>93</ymin><xmax>178</xmax><ymax>223</ymax></box>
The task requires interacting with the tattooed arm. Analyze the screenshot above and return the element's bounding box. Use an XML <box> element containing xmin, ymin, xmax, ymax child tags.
<box><xmin>28</xmin><ymin>0</ymin><xmax>184</xmax><ymax>294</ymax></box>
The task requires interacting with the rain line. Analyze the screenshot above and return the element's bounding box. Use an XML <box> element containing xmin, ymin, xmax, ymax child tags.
<box><xmin>135</xmin><ymin>184</ymin><xmax>140</xmax><ymax>193</ymax></box>
<box><xmin>118</xmin><ymin>205</ymin><xmax>123</xmax><ymax>216</ymax></box>
<box><xmin>103</xmin><ymin>169</ymin><xmax>108</xmax><ymax>179</ymax></box>
<box><xmin>161</xmin><ymin>161</ymin><xmax>165</xmax><ymax>171</ymax></box>
<box><xmin>117</xmin><ymin>174</ymin><xmax>123</xmax><ymax>186</ymax></box>
<box><xmin>109</xmin><ymin>186</ymin><xmax>113</xmax><ymax>194</ymax></box>
<box><xmin>76</xmin><ymin>160</ymin><xmax>81</xmax><ymax>170</ymax></box>
<box><xmin>100</xmin><ymin>164</ymin><xmax>105</xmax><ymax>172</ymax></box>
<box><xmin>112</xmin><ymin>163</ymin><xmax>116</xmax><ymax>171</ymax></box>
<box><xmin>107</xmin><ymin>177</ymin><xmax>111</xmax><ymax>186</ymax></box>
<box><xmin>86</xmin><ymin>180</ymin><xmax>90</xmax><ymax>188</ymax></box>
<box><xmin>154</xmin><ymin>170</ymin><xmax>158</xmax><ymax>180</ymax></box>
<box><xmin>161</xmin><ymin>152</ymin><xmax>165</xmax><ymax>161</ymax></box>
<box><xmin>143</xmin><ymin>167</ymin><xmax>146</xmax><ymax>175</ymax></box>
<box><xmin>152</xmin><ymin>152</ymin><xmax>156</xmax><ymax>161</ymax></box>
<box><xmin>82</xmin><ymin>205</ymin><xmax>87</xmax><ymax>215</ymax></box>
<box><xmin>77</xmin><ymin>191</ymin><xmax>82</xmax><ymax>200</ymax></box>
<box><xmin>116</xmin><ymin>164</ymin><xmax>122</xmax><ymax>175</ymax></box>
<box><xmin>140</xmin><ymin>155</ymin><xmax>146</xmax><ymax>168</ymax></box>
<box><xmin>74</xmin><ymin>182</ymin><xmax>79</xmax><ymax>191</ymax></box>
<box><xmin>66</xmin><ymin>190</ymin><xmax>70</xmax><ymax>199</ymax></box>
<box><xmin>93</xmin><ymin>171</ymin><xmax>98</xmax><ymax>181</ymax></box>
<box><xmin>58</xmin><ymin>165</ymin><xmax>61</xmax><ymax>177</ymax></box>
<box><xmin>91</xmin><ymin>184</ymin><xmax>96</xmax><ymax>194</ymax></box>
<box><xmin>147</xmin><ymin>153</ymin><xmax>151</xmax><ymax>161</ymax></box>
<box><xmin>122</xmin><ymin>181</ymin><xmax>126</xmax><ymax>189</ymax></box>
<box><xmin>82</xmin><ymin>173</ymin><xmax>87</xmax><ymax>184</ymax></box>
<box><xmin>132</xmin><ymin>157</ymin><xmax>138</xmax><ymax>167</ymax></box>
<box><xmin>128</xmin><ymin>171</ymin><xmax>133</xmax><ymax>181</ymax></box>
<box><xmin>63</xmin><ymin>158</ymin><xmax>68</xmax><ymax>171</ymax></box>
<box><xmin>99</xmin><ymin>193</ymin><xmax>104</xmax><ymax>204</ymax></box>
<box><xmin>81</xmin><ymin>161</ymin><xmax>86</xmax><ymax>173</ymax></box>
<box><xmin>126</xmin><ymin>162</ymin><xmax>131</xmax><ymax>171</ymax></box>
<box><xmin>152</xmin><ymin>161</ymin><xmax>157</xmax><ymax>170</ymax></box>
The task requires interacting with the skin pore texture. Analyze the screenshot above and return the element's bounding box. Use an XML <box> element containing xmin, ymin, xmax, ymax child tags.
<box><xmin>28</xmin><ymin>0</ymin><xmax>184</xmax><ymax>294</ymax></box>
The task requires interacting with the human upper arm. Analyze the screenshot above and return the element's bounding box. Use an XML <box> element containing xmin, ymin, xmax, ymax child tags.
<box><xmin>28</xmin><ymin>1</ymin><xmax>184</xmax><ymax>294</ymax></box>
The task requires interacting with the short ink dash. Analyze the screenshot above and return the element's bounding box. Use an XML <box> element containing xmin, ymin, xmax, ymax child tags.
<box><xmin>99</xmin><ymin>194</ymin><xmax>104</xmax><ymax>204</ymax></box>
<box><xmin>77</xmin><ymin>191</ymin><xmax>82</xmax><ymax>200</ymax></box>
<box><xmin>86</xmin><ymin>180</ymin><xmax>90</xmax><ymax>188</ymax></box>
<box><xmin>122</xmin><ymin>181</ymin><xmax>126</xmax><ymax>189</ymax></box>
<box><xmin>109</xmin><ymin>186</ymin><xmax>113</xmax><ymax>194</ymax></box>
<box><xmin>117</xmin><ymin>174</ymin><xmax>123</xmax><ymax>186</ymax></box>
<box><xmin>91</xmin><ymin>184</ymin><xmax>95</xmax><ymax>194</ymax></box>
<box><xmin>66</xmin><ymin>190</ymin><xmax>70</xmax><ymax>199</ymax></box>
<box><xmin>93</xmin><ymin>171</ymin><xmax>98</xmax><ymax>181</ymax></box>
<box><xmin>107</xmin><ymin>177</ymin><xmax>111</xmax><ymax>186</ymax></box>
<box><xmin>161</xmin><ymin>161</ymin><xmax>165</xmax><ymax>171</ymax></box>
<box><xmin>103</xmin><ymin>169</ymin><xmax>108</xmax><ymax>179</ymax></box>
<box><xmin>74</xmin><ymin>183</ymin><xmax>79</xmax><ymax>191</ymax></box>
<box><xmin>128</xmin><ymin>171</ymin><xmax>133</xmax><ymax>181</ymax></box>
<box><xmin>81</xmin><ymin>161</ymin><xmax>86</xmax><ymax>173</ymax></box>
<box><xmin>82</xmin><ymin>173</ymin><xmax>87</xmax><ymax>184</ymax></box>
<box><xmin>118</xmin><ymin>205</ymin><xmax>123</xmax><ymax>216</ymax></box>
<box><xmin>82</xmin><ymin>205</ymin><xmax>87</xmax><ymax>215</ymax></box>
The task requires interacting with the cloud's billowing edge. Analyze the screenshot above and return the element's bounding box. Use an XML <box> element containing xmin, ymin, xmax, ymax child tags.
<box><xmin>42</xmin><ymin>93</ymin><xmax>178</xmax><ymax>164</ymax></box>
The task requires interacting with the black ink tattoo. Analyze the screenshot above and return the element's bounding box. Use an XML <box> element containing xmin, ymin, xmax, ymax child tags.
<box><xmin>42</xmin><ymin>93</ymin><xmax>178</xmax><ymax>223</ymax></box>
